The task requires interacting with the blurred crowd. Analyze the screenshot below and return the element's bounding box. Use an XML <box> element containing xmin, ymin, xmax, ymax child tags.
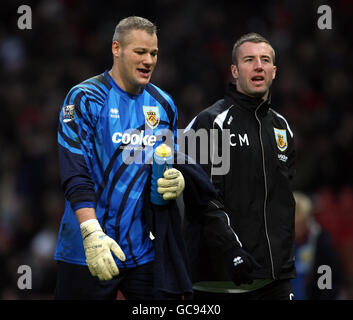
<box><xmin>0</xmin><ymin>0</ymin><xmax>352</xmax><ymax>299</ymax></box>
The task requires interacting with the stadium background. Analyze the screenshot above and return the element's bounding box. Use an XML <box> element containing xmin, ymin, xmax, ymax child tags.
<box><xmin>0</xmin><ymin>0</ymin><xmax>352</xmax><ymax>299</ymax></box>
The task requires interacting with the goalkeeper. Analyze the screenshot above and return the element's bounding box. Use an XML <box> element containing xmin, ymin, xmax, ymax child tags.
<box><xmin>54</xmin><ymin>16</ymin><xmax>185</xmax><ymax>299</ymax></box>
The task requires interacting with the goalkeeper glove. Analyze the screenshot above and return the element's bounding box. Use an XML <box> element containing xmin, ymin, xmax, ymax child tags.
<box><xmin>157</xmin><ymin>168</ymin><xmax>185</xmax><ymax>201</ymax></box>
<box><xmin>225</xmin><ymin>246</ymin><xmax>261</xmax><ymax>286</ymax></box>
<box><xmin>80</xmin><ymin>219</ymin><xmax>126</xmax><ymax>281</ymax></box>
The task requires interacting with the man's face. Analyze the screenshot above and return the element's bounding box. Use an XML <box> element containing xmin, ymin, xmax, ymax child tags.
<box><xmin>231</xmin><ymin>41</ymin><xmax>276</xmax><ymax>100</ymax></box>
<box><xmin>113</xmin><ymin>29</ymin><xmax>158</xmax><ymax>94</ymax></box>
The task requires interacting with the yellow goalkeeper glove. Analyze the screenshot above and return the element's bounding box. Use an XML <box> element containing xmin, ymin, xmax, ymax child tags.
<box><xmin>157</xmin><ymin>168</ymin><xmax>185</xmax><ymax>201</ymax></box>
<box><xmin>80</xmin><ymin>219</ymin><xmax>126</xmax><ymax>281</ymax></box>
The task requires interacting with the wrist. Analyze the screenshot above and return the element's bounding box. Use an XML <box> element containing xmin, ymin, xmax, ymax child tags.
<box><xmin>75</xmin><ymin>207</ymin><xmax>97</xmax><ymax>224</ymax></box>
<box><xmin>80</xmin><ymin>219</ymin><xmax>102</xmax><ymax>239</ymax></box>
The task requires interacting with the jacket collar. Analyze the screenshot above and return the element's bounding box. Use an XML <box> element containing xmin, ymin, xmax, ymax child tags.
<box><xmin>225</xmin><ymin>82</ymin><xmax>271</xmax><ymax>117</ymax></box>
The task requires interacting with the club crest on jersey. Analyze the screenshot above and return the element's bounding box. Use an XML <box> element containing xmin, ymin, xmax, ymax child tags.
<box><xmin>62</xmin><ymin>104</ymin><xmax>75</xmax><ymax>123</ymax></box>
<box><xmin>274</xmin><ymin>128</ymin><xmax>288</xmax><ymax>152</ymax></box>
<box><xmin>143</xmin><ymin>106</ymin><xmax>160</xmax><ymax>129</ymax></box>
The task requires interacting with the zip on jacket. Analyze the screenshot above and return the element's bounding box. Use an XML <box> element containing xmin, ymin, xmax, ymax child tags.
<box><xmin>255</xmin><ymin>100</ymin><xmax>275</xmax><ymax>280</ymax></box>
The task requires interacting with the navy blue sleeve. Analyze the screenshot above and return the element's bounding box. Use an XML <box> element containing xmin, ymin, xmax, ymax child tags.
<box><xmin>57</xmin><ymin>86</ymin><xmax>98</xmax><ymax>210</ymax></box>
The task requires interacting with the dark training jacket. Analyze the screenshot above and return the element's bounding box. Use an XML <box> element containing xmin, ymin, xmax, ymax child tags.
<box><xmin>184</xmin><ymin>83</ymin><xmax>297</xmax><ymax>282</ymax></box>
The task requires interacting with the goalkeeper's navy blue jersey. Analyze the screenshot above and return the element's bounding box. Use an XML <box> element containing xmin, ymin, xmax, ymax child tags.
<box><xmin>54</xmin><ymin>70</ymin><xmax>178</xmax><ymax>267</ymax></box>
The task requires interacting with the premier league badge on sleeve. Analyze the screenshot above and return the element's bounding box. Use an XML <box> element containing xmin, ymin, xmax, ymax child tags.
<box><xmin>143</xmin><ymin>106</ymin><xmax>160</xmax><ymax>129</ymax></box>
<box><xmin>274</xmin><ymin>128</ymin><xmax>288</xmax><ymax>152</ymax></box>
<box><xmin>62</xmin><ymin>104</ymin><xmax>75</xmax><ymax>123</ymax></box>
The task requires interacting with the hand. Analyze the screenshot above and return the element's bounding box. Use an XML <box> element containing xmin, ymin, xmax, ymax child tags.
<box><xmin>225</xmin><ymin>246</ymin><xmax>261</xmax><ymax>286</ymax></box>
<box><xmin>80</xmin><ymin>219</ymin><xmax>126</xmax><ymax>280</ymax></box>
<box><xmin>157</xmin><ymin>168</ymin><xmax>185</xmax><ymax>200</ymax></box>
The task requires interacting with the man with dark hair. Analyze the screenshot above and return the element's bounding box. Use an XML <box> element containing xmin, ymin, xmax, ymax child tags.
<box><xmin>184</xmin><ymin>32</ymin><xmax>296</xmax><ymax>299</ymax></box>
<box><xmin>231</xmin><ymin>32</ymin><xmax>276</xmax><ymax>66</ymax></box>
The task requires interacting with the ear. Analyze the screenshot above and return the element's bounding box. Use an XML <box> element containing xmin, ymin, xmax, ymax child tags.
<box><xmin>231</xmin><ymin>64</ymin><xmax>238</xmax><ymax>80</ymax></box>
<box><xmin>272</xmin><ymin>65</ymin><xmax>277</xmax><ymax>80</ymax></box>
<box><xmin>112</xmin><ymin>41</ymin><xmax>121</xmax><ymax>58</ymax></box>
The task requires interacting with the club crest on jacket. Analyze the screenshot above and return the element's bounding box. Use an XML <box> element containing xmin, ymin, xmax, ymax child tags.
<box><xmin>274</xmin><ymin>128</ymin><xmax>288</xmax><ymax>152</ymax></box>
<box><xmin>62</xmin><ymin>104</ymin><xmax>75</xmax><ymax>123</ymax></box>
<box><xmin>143</xmin><ymin>106</ymin><xmax>160</xmax><ymax>129</ymax></box>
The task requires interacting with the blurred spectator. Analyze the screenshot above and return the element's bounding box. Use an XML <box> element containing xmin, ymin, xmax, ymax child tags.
<box><xmin>291</xmin><ymin>191</ymin><xmax>343</xmax><ymax>300</ymax></box>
